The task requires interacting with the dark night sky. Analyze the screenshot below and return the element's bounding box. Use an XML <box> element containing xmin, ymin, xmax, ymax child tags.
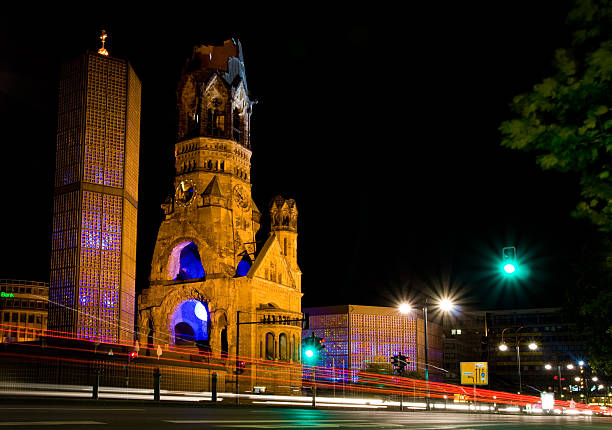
<box><xmin>0</xmin><ymin>3</ymin><xmax>594</xmax><ymax>313</ymax></box>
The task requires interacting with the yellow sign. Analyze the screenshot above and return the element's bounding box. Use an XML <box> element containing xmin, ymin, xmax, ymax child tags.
<box><xmin>460</xmin><ymin>362</ymin><xmax>488</xmax><ymax>385</ymax></box>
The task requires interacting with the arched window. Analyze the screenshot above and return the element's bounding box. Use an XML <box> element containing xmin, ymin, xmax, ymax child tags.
<box><xmin>206</xmin><ymin>109</ymin><xmax>213</xmax><ymax>135</ymax></box>
<box><xmin>167</xmin><ymin>241</ymin><xmax>206</xmax><ymax>281</ymax></box>
<box><xmin>207</xmin><ymin>160</ymin><xmax>212</xmax><ymax>170</ymax></box>
<box><xmin>292</xmin><ymin>335</ymin><xmax>297</xmax><ymax>361</ymax></box>
<box><xmin>233</xmin><ymin>108</ymin><xmax>242</xmax><ymax>143</ymax></box>
<box><xmin>265</xmin><ymin>332</ymin><xmax>274</xmax><ymax>360</ymax></box>
<box><xmin>235</xmin><ymin>254</ymin><xmax>252</xmax><ymax>277</ymax></box>
<box><xmin>279</xmin><ymin>333</ymin><xmax>288</xmax><ymax>361</ymax></box>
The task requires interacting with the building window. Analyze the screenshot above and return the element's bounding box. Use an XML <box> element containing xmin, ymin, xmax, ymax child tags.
<box><xmin>233</xmin><ymin>108</ymin><xmax>242</xmax><ymax>143</ymax></box>
<box><xmin>279</xmin><ymin>333</ymin><xmax>288</xmax><ymax>361</ymax></box>
<box><xmin>265</xmin><ymin>332</ymin><xmax>274</xmax><ymax>360</ymax></box>
<box><xmin>451</xmin><ymin>329</ymin><xmax>462</xmax><ymax>335</ymax></box>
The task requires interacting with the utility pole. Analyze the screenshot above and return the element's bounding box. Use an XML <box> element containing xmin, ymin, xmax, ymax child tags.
<box><xmin>235</xmin><ymin>310</ymin><xmax>240</xmax><ymax>405</ymax></box>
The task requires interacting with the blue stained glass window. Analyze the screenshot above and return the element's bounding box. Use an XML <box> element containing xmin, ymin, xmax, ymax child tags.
<box><xmin>174</xmin><ymin>243</ymin><xmax>206</xmax><ymax>281</ymax></box>
<box><xmin>235</xmin><ymin>260</ymin><xmax>251</xmax><ymax>277</ymax></box>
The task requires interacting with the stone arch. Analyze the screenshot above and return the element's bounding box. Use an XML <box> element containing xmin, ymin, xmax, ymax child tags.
<box><xmin>170</xmin><ymin>298</ymin><xmax>210</xmax><ymax>349</ymax></box>
<box><xmin>167</xmin><ymin>241</ymin><xmax>206</xmax><ymax>281</ymax></box>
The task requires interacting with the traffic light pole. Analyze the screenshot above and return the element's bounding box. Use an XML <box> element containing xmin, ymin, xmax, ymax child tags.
<box><xmin>312</xmin><ymin>365</ymin><xmax>317</xmax><ymax>408</ymax></box>
<box><xmin>424</xmin><ymin>300</ymin><xmax>430</xmax><ymax>411</ymax></box>
<box><xmin>236</xmin><ymin>310</ymin><xmax>240</xmax><ymax>405</ymax></box>
<box><xmin>234</xmin><ymin>312</ymin><xmax>308</xmax><ymax>406</ymax></box>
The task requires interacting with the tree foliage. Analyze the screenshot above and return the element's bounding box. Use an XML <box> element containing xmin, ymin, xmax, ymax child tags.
<box><xmin>500</xmin><ymin>0</ymin><xmax>612</xmax><ymax>375</ymax></box>
<box><xmin>500</xmin><ymin>0</ymin><xmax>612</xmax><ymax>232</ymax></box>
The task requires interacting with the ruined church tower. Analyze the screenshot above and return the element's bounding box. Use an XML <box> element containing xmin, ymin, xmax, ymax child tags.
<box><xmin>138</xmin><ymin>40</ymin><xmax>302</xmax><ymax>392</ymax></box>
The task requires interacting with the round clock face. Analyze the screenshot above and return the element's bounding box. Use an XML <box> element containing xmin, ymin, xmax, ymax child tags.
<box><xmin>175</xmin><ymin>179</ymin><xmax>196</xmax><ymax>206</ymax></box>
<box><xmin>233</xmin><ymin>184</ymin><xmax>250</xmax><ymax>211</ymax></box>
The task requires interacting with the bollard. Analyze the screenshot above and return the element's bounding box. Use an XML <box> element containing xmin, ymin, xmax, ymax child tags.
<box><xmin>211</xmin><ymin>373</ymin><xmax>217</xmax><ymax>403</ymax></box>
<box><xmin>92</xmin><ymin>368</ymin><xmax>100</xmax><ymax>400</ymax></box>
<box><xmin>154</xmin><ymin>368</ymin><xmax>161</xmax><ymax>401</ymax></box>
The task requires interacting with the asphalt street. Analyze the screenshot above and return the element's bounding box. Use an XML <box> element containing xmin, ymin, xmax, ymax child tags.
<box><xmin>0</xmin><ymin>400</ymin><xmax>608</xmax><ymax>429</ymax></box>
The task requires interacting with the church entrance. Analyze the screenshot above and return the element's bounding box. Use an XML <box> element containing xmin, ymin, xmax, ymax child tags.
<box><xmin>171</xmin><ymin>299</ymin><xmax>210</xmax><ymax>350</ymax></box>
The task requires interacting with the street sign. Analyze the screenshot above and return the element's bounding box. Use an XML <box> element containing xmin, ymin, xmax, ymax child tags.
<box><xmin>460</xmin><ymin>362</ymin><xmax>488</xmax><ymax>385</ymax></box>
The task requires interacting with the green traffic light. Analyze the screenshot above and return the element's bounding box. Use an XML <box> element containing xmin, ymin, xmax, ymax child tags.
<box><xmin>503</xmin><ymin>263</ymin><xmax>516</xmax><ymax>274</ymax></box>
<box><xmin>305</xmin><ymin>349</ymin><xmax>314</xmax><ymax>358</ymax></box>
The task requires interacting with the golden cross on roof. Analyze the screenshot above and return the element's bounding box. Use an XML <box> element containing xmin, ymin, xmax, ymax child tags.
<box><xmin>98</xmin><ymin>30</ymin><xmax>109</xmax><ymax>56</ymax></box>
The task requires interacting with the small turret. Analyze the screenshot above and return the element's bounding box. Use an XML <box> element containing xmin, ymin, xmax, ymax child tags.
<box><xmin>269</xmin><ymin>196</ymin><xmax>299</xmax><ymax>274</ymax></box>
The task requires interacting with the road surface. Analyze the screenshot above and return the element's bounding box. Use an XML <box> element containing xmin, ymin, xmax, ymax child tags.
<box><xmin>0</xmin><ymin>399</ymin><xmax>608</xmax><ymax>429</ymax></box>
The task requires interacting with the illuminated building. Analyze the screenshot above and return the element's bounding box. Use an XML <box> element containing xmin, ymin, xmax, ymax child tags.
<box><xmin>138</xmin><ymin>40</ymin><xmax>302</xmax><ymax>393</ymax></box>
<box><xmin>444</xmin><ymin>308</ymin><xmax>589</xmax><ymax>397</ymax></box>
<box><xmin>302</xmin><ymin>305</ymin><xmax>444</xmax><ymax>382</ymax></box>
<box><xmin>49</xmin><ymin>31</ymin><xmax>141</xmax><ymax>343</ymax></box>
<box><xmin>0</xmin><ymin>280</ymin><xmax>48</xmax><ymax>343</ymax></box>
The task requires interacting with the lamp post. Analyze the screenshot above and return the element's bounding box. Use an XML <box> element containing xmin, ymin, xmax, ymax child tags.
<box><xmin>498</xmin><ymin>327</ymin><xmax>537</xmax><ymax>394</ymax></box>
<box><xmin>399</xmin><ymin>298</ymin><xmax>454</xmax><ymax>411</ymax></box>
<box><xmin>544</xmin><ymin>362</ymin><xmax>576</xmax><ymax>399</ymax></box>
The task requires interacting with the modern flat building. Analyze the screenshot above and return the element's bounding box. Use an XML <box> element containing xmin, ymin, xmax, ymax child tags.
<box><xmin>0</xmin><ymin>280</ymin><xmax>49</xmax><ymax>343</ymax></box>
<box><xmin>303</xmin><ymin>305</ymin><xmax>444</xmax><ymax>382</ymax></box>
<box><xmin>444</xmin><ymin>308</ymin><xmax>591</xmax><ymax>400</ymax></box>
<box><xmin>49</xmin><ymin>32</ymin><xmax>141</xmax><ymax>343</ymax></box>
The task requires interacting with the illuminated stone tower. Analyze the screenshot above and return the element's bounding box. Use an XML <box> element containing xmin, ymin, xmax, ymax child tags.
<box><xmin>139</xmin><ymin>40</ymin><xmax>302</xmax><ymax>392</ymax></box>
<box><xmin>49</xmin><ymin>32</ymin><xmax>141</xmax><ymax>343</ymax></box>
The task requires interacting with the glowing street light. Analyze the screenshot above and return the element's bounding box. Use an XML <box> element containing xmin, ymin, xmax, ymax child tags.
<box><xmin>397</xmin><ymin>297</ymin><xmax>454</xmax><ymax>410</ymax></box>
<box><xmin>567</xmin><ymin>364</ymin><xmax>574</xmax><ymax>370</ymax></box>
<box><xmin>545</xmin><ymin>364</ymin><xmax>552</xmax><ymax>370</ymax></box>
<box><xmin>498</xmin><ymin>326</ymin><xmax>536</xmax><ymax>394</ymax></box>
<box><xmin>439</xmin><ymin>299</ymin><xmax>454</xmax><ymax>312</ymax></box>
<box><xmin>398</xmin><ymin>303</ymin><xmax>411</xmax><ymax>314</ymax></box>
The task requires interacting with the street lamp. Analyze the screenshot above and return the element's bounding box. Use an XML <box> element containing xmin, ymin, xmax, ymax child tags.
<box><xmin>544</xmin><ymin>362</ymin><xmax>577</xmax><ymax>398</ymax></box>
<box><xmin>498</xmin><ymin>327</ymin><xmax>537</xmax><ymax>394</ymax></box>
<box><xmin>398</xmin><ymin>298</ymin><xmax>454</xmax><ymax>410</ymax></box>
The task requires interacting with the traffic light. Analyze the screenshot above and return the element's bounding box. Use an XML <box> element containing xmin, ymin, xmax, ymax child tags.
<box><xmin>128</xmin><ymin>351</ymin><xmax>137</xmax><ymax>362</ymax></box>
<box><xmin>398</xmin><ymin>354</ymin><xmax>407</xmax><ymax>374</ymax></box>
<box><xmin>235</xmin><ymin>360</ymin><xmax>246</xmax><ymax>375</ymax></box>
<box><xmin>391</xmin><ymin>355</ymin><xmax>407</xmax><ymax>375</ymax></box>
<box><xmin>502</xmin><ymin>246</ymin><xmax>517</xmax><ymax>275</ymax></box>
<box><xmin>391</xmin><ymin>355</ymin><xmax>399</xmax><ymax>368</ymax></box>
<box><xmin>302</xmin><ymin>333</ymin><xmax>325</xmax><ymax>362</ymax></box>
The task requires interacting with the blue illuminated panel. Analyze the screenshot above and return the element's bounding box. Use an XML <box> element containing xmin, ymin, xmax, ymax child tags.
<box><xmin>77</xmin><ymin>191</ymin><xmax>122</xmax><ymax>342</ymax></box>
